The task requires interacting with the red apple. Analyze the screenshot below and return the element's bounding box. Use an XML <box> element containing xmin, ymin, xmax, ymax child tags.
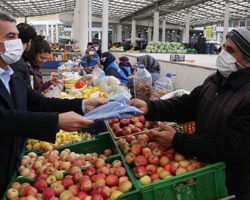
<box><xmin>94</xmin><ymin>159</ymin><xmax>105</xmax><ymax>169</ymax></box>
<box><xmin>125</xmin><ymin>152</ymin><xmax>136</xmax><ymax>165</ymax></box>
<box><xmin>139</xmin><ymin>175</ymin><xmax>151</xmax><ymax>185</ymax></box>
<box><xmin>150</xmin><ymin>173</ymin><xmax>160</xmax><ymax>182</ymax></box>
<box><xmin>122</xmin><ymin>127</ymin><xmax>131</xmax><ymax>136</ymax></box>
<box><xmin>97</xmin><ymin>186</ymin><xmax>111</xmax><ymax>199</ymax></box>
<box><xmin>170</xmin><ymin>162</ymin><xmax>180</xmax><ymax>175</ymax></box>
<box><xmin>133</xmin><ymin>166</ymin><xmax>147</xmax><ymax>178</ymax></box>
<box><xmin>68</xmin><ymin>185</ymin><xmax>79</xmax><ymax>196</ymax></box>
<box><xmin>115</xmin><ymin>167</ymin><xmax>126</xmax><ymax>177</ymax></box>
<box><xmin>119</xmin><ymin>118</ymin><xmax>130</xmax><ymax>128</ymax></box>
<box><xmin>146</xmin><ymin>164</ymin><xmax>157</xmax><ymax>175</ymax></box>
<box><xmin>174</xmin><ymin>153</ymin><xmax>185</xmax><ymax>161</ymax></box>
<box><xmin>142</xmin><ymin>148</ymin><xmax>152</xmax><ymax>158</ymax></box>
<box><xmin>111</xmin><ymin>160</ymin><xmax>122</xmax><ymax>168</ymax></box>
<box><xmin>91</xmin><ymin>194</ymin><xmax>103</xmax><ymax>200</ymax></box>
<box><xmin>131</xmin><ymin>144</ymin><xmax>142</xmax><ymax>156</ymax></box>
<box><xmin>106</xmin><ymin>175</ymin><xmax>119</xmax><ymax>187</ymax></box>
<box><xmin>134</xmin><ymin>122</ymin><xmax>144</xmax><ymax>130</ymax></box>
<box><xmin>43</xmin><ymin>188</ymin><xmax>55</xmax><ymax>199</ymax></box>
<box><xmin>119</xmin><ymin>176</ymin><xmax>129</xmax><ymax>184</ymax></box>
<box><xmin>148</xmin><ymin>155</ymin><xmax>159</xmax><ymax>165</ymax></box>
<box><xmin>152</xmin><ymin>147</ymin><xmax>163</xmax><ymax>157</ymax></box>
<box><xmin>33</xmin><ymin>179</ymin><xmax>47</xmax><ymax>192</ymax></box>
<box><xmin>158</xmin><ymin>169</ymin><xmax>172</xmax><ymax>179</ymax></box>
<box><xmin>176</xmin><ymin>167</ymin><xmax>188</xmax><ymax>175</ymax></box>
<box><xmin>134</xmin><ymin>155</ymin><xmax>148</xmax><ymax>166</ymax></box>
<box><xmin>118</xmin><ymin>180</ymin><xmax>132</xmax><ymax>193</ymax></box>
<box><xmin>80</xmin><ymin>179</ymin><xmax>93</xmax><ymax>193</ymax></box>
<box><xmin>159</xmin><ymin>156</ymin><xmax>170</xmax><ymax>167</ymax></box>
<box><xmin>103</xmin><ymin>149</ymin><xmax>112</xmax><ymax>157</ymax></box>
<box><xmin>62</xmin><ymin>176</ymin><xmax>74</xmax><ymax>189</ymax></box>
<box><xmin>51</xmin><ymin>182</ymin><xmax>65</xmax><ymax>196</ymax></box>
<box><xmin>59</xmin><ymin>190</ymin><xmax>73</xmax><ymax>200</ymax></box>
<box><xmin>77</xmin><ymin>192</ymin><xmax>88</xmax><ymax>200</ymax></box>
<box><xmin>6</xmin><ymin>188</ymin><xmax>19</xmax><ymax>199</ymax></box>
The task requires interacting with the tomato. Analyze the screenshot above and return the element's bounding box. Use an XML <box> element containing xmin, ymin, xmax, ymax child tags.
<box><xmin>75</xmin><ymin>79</ymin><xmax>85</xmax><ymax>89</ymax></box>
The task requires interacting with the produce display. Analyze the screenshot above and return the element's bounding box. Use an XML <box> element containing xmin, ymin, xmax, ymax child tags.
<box><xmin>7</xmin><ymin>157</ymin><xmax>133</xmax><ymax>200</ymax></box>
<box><xmin>146</xmin><ymin>42</ymin><xmax>187</xmax><ymax>54</ymax></box>
<box><xmin>117</xmin><ymin>133</ymin><xmax>204</xmax><ymax>185</ymax></box>
<box><xmin>109</xmin><ymin>47</ymin><xmax>124</xmax><ymax>52</ymax></box>
<box><xmin>107</xmin><ymin>116</ymin><xmax>158</xmax><ymax>138</ymax></box>
<box><xmin>26</xmin><ymin>130</ymin><xmax>93</xmax><ymax>151</ymax></box>
<box><xmin>18</xmin><ymin>148</ymin><xmax>113</xmax><ymax>180</ymax></box>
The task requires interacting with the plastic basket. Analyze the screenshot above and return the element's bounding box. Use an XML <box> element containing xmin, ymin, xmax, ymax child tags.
<box><xmin>11</xmin><ymin>132</ymin><xmax>121</xmax><ymax>183</ymax></box>
<box><xmin>123</xmin><ymin>161</ymin><xmax>228</xmax><ymax>200</ymax></box>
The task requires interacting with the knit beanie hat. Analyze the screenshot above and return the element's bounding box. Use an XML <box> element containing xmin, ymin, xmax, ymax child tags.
<box><xmin>227</xmin><ymin>27</ymin><xmax>250</xmax><ymax>60</ymax></box>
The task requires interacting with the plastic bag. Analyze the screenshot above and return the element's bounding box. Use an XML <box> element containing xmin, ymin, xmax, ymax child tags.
<box><xmin>84</xmin><ymin>94</ymin><xmax>143</xmax><ymax>121</ymax></box>
<box><xmin>160</xmin><ymin>89</ymin><xmax>190</xmax><ymax>100</ymax></box>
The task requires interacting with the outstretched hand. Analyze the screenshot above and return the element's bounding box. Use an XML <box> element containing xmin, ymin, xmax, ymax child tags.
<box><xmin>129</xmin><ymin>99</ymin><xmax>148</xmax><ymax>114</ymax></box>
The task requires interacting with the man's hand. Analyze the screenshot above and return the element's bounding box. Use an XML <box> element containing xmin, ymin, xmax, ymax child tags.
<box><xmin>58</xmin><ymin>111</ymin><xmax>94</xmax><ymax>132</ymax></box>
<box><xmin>151</xmin><ymin>122</ymin><xmax>176</xmax><ymax>150</ymax></box>
<box><xmin>129</xmin><ymin>99</ymin><xmax>148</xmax><ymax>114</ymax></box>
<box><xmin>84</xmin><ymin>98</ymin><xmax>107</xmax><ymax>113</ymax></box>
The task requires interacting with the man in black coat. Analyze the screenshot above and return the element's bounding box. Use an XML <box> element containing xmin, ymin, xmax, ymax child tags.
<box><xmin>0</xmin><ymin>13</ymin><xmax>106</xmax><ymax>196</ymax></box>
<box><xmin>10</xmin><ymin>23</ymin><xmax>37</xmax><ymax>87</ymax></box>
<box><xmin>131</xmin><ymin>27</ymin><xmax>250</xmax><ymax>199</ymax></box>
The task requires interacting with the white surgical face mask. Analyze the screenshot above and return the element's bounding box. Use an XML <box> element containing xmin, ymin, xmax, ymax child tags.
<box><xmin>216</xmin><ymin>49</ymin><xmax>238</xmax><ymax>78</ymax></box>
<box><xmin>89</xmin><ymin>51</ymin><xmax>95</xmax><ymax>55</ymax></box>
<box><xmin>0</xmin><ymin>39</ymin><xmax>23</xmax><ymax>64</ymax></box>
<box><xmin>94</xmin><ymin>46</ymin><xmax>99</xmax><ymax>51</ymax></box>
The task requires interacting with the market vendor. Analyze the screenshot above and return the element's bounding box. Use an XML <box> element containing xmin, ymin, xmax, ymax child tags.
<box><xmin>81</xmin><ymin>45</ymin><xmax>100</xmax><ymax>74</ymax></box>
<box><xmin>131</xmin><ymin>27</ymin><xmax>250</xmax><ymax>199</ymax></box>
<box><xmin>101</xmin><ymin>52</ymin><xmax>128</xmax><ymax>85</ymax></box>
<box><xmin>0</xmin><ymin>13</ymin><xmax>107</xmax><ymax>196</ymax></box>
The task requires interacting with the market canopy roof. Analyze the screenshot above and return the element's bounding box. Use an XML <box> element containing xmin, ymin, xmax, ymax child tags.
<box><xmin>0</xmin><ymin>0</ymin><xmax>249</xmax><ymax>26</ymax></box>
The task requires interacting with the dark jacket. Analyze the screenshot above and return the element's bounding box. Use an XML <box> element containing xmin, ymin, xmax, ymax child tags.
<box><xmin>0</xmin><ymin>74</ymin><xmax>83</xmax><ymax>196</ymax></box>
<box><xmin>146</xmin><ymin>70</ymin><xmax>250</xmax><ymax>199</ymax></box>
<box><xmin>29</xmin><ymin>63</ymin><xmax>51</xmax><ymax>93</ymax></box>
<box><xmin>10</xmin><ymin>54</ymin><xmax>31</xmax><ymax>87</ymax></box>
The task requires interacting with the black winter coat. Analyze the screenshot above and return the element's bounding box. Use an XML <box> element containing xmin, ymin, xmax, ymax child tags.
<box><xmin>146</xmin><ymin>70</ymin><xmax>250</xmax><ymax>199</ymax></box>
<box><xmin>0</xmin><ymin>74</ymin><xmax>83</xmax><ymax>196</ymax></box>
<box><xmin>10</xmin><ymin>54</ymin><xmax>31</xmax><ymax>87</ymax></box>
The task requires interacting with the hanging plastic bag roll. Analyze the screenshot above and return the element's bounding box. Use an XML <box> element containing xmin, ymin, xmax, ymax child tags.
<box><xmin>84</xmin><ymin>94</ymin><xmax>143</xmax><ymax>121</ymax></box>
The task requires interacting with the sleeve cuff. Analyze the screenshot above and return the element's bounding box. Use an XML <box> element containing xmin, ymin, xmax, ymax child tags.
<box><xmin>172</xmin><ymin>132</ymin><xmax>185</xmax><ymax>152</ymax></box>
<box><xmin>82</xmin><ymin>100</ymin><xmax>85</xmax><ymax>114</ymax></box>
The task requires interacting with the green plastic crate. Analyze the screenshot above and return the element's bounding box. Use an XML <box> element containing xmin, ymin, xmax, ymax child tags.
<box><xmin>3</xmin><ymin>155</ymin><xmax>141</xmax><ymax>200</ymax></box>
<box><xmin>123</xmin><ymin>161</ymin><xmax>228</xmax><ymax>200</ymax></box>
<box><xmin>10</xmin><ymin>132</ymin><xmax>121</xmax><ymax>184</ymax></box>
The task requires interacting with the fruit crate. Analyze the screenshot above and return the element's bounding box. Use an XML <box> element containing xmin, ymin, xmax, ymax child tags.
<box><xmin>11</xmin><ymin>132</ymin><xmax>121</xmax><ymax>182</ymax></box>
<box><xmin>3</xmin><ymin>155</ymin><xmax>142</xmax><ymax>200</ymax></box>
<box><xmin>105</xmin><ymin>119</ymin><xmax>152</xmax><ymax>140</ymax></box>
<box><xmin>123</xmin><ymin>161</ymin><xmax>228</xmax><ymax>200</ymax></box>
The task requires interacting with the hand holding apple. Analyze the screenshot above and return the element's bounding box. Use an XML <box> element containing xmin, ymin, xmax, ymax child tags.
<box><xmin>151</xmin><ymin>122</ymin><xmax>176</xmax><ymax>150</ymax></box>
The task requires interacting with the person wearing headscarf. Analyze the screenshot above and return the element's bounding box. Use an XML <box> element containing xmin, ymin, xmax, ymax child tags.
<box><xmin>137</xmin><ymin>55</ymin><xmax>161</xmax><ymax>83</ymax></box>
<box><xmin>119</xmin><ymin>56</ymin><xmax>133</xmax><ymax>77</ymax></box>
<box><xmin>101</xmin><ymin>52</ymin><xmax>128</xmax><ymax>85</ymax></box>
<box><xmin>131</xmin><ymin>27</ymin><xmax>250</xmax><ymax>199</ymax></box>
<box><xmin>81</xmin><ymin>46</ymin><xmax>100</xmax><ymax>74</ymax></box>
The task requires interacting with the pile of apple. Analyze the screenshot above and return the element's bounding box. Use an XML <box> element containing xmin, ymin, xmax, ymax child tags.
<box><xmin>117</xmin><ymin>134</ymin><xmax>203</xmax><ymax>185</ymax></box>
<box><xmin>18</xmin><ymin>148</ymin><xmax>113</xmax><ymax>180</ymax></box>
<box><xmin>6</xmin><ymin>159</ymin><xmax>133</xmax><ymax>200</ymax></box>
<box><xmin>108</xmin><ymin>116</ymin><xmax>158</xmax><ymax>137</ymax></box>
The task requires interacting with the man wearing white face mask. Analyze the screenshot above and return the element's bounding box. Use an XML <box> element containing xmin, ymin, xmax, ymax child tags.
<box><xmin>130</xmin><ymin>27</ymin><xmax>250</xmax><ymax>199</ymax></box>
<box><xmin>10</xmin><ymin>23</ymin><xmax>37</xmax><ymax>88</ymax></box>
<box><xmin>0</xmin><ymin>13</ymin><xmax>107</xmax><ymax>195</ymax></box>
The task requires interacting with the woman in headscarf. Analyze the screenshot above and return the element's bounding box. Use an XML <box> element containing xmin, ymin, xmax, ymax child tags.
<box><xmin>81</xmin><ymin>45</ymin><xmax>100</xmax><ymax>74</ymax></box>
<box><xmin>101</xmin><ymin>52</ymin><xmax>128</xmax><ymax>85</ymax></box>
<box><xmin>137</xmin><ymin>55</ymin><xmax>161</xmax><ymax>83</ymax></box>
